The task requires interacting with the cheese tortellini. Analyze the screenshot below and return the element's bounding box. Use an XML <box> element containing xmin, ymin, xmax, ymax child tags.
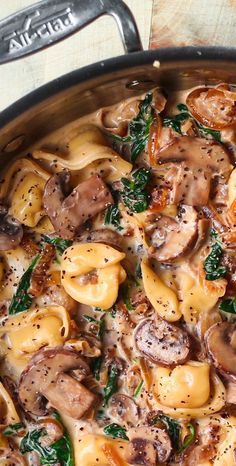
<box><xmin>0</xmin><ymin>158</ymin><xmax>50</xmax><ymax>227</ymax></box>
<box><xmin>61</xmin><ymin>243</ymin><xmax>126</xmax><ymax>309</ymax></box>
<box><xmin>0</xmin><ymin>382</ymin><xmax>19</xmax><ymax>426</ymax></box>
<box><xmin>73</xmin><ymin>434</ymin><xmax>128</xmax><ymax>466</ymax></box>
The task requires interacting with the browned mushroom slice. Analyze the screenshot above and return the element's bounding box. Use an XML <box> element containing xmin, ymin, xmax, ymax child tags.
<box><xmin>18</xmin><ymin>347</ymin><xmax>99</xmax><ymax>419</ymax></box>
<box><xmin>205</xmin><ymin>322</ymin><xmax>236</xmax><ymax>382</ymax></box>
<box><xmin>157</xmin><ymin>136</ymin><xmax>232</xmax><ymax>206</ymax></box>
<box><xmin>108</xmin><ymin>394</ymin><xmax>139</xmax><ymax>427</ymax></box>
<box><xmin>0</xmin><ymin>206</ymin><xmax>23</xmax><ymax>251</ymax></box>
<box><xmin>77</xmin><ymin>228</ymin><xmax>123</xmax><ymax>249</ymax></box>
<box><xmin>125</xmin><ymin>426</ymin><xmax>172</xmax><ymax>465</ymax></box>
<box><xmin>43</xmin><ymin>171</ymin><xmax>113</xmax><ymax>239</ymax></box>
<box><xmin>147</xmin><ymin>205</ymin><xmax>198</xmax><ymax>262</ymax></box>
<box><xmin>134</xmin><ymin>318</ymin><xmax>191</xmax><ymax>366</ymax></box>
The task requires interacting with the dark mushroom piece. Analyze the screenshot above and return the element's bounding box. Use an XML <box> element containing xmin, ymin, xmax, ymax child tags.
<box><xmin>205</xmin><ymin>322</ymin><xmax>236</xmax><ymax>382</ymax></box>
<box><xmin>0</xmin><ymin>450</ymin><xmax>27</xmax><ymax>466</ymax></box>
<box><xmin>0</xmin><ymin>206</ymin><xmax>23</xmax><ymax>250</ymax></box>
<box><xmin>43</xmin><ymin>170</ymin><xmax>113</xmax><ymax>239</ymax></box>
<box><xmin>76</xmin><ymin>228</ymin><xmax>123</xmax><ymax>250</ymax></box>
<box><xmin>18</xmin><ymin>347</ymin><xmax>99</xmax><ymax>419</ymax></box>
<box><xmin>157</xmin><ymin>136</ymin><xmax>232</xmax><ymax>206</ymax></box>
<box><xmin>108</xmin><ymin>394</ymin><xmax>139</xmax><ymax>427</ymax></box>
<box><xmin>134</xmin><ymin>318</ymin><xmax>191</xmax><ymax>366</ymax></box>
<box><xmin>125</xmin><ymin>426</ymin><xmax>172</xmax><ymax>465</ymax></box>
<box><xmin>146</xmin><ymin>205</ymin><xmax>198</xmax><ymax>262</ymax></box>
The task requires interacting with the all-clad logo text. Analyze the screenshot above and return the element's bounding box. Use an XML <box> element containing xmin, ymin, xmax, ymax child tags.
<box><xmin>3</xmin><ymin>8</ymin><xmax>74</xmax><ymax>53</ymax></box>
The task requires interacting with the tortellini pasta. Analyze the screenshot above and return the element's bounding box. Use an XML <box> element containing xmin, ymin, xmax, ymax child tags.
<box><xmin>0</xmin><ymin>381</ymin><xmax>19</xmax><ymax>426</ymax></box>
<box><xmin>61</xmin><ymin>243</ymin><xmax>126</xmax><ymax>309</ymax></box>
<box><xmin>0</xmin><ymin>158</ymin><xmax>50</xmax><ymax>227</ymax></box>
<box><xmin>227</xmin><ymin>166</ymin><xmax>236</xmax><ymax>207</ymax></box>
<box><xmin>141</xmin><ymin>259</ymin><xmax>181</xmax><ymax>322</ymax></box>
<box><xmin>33</xmin><ymin>125</ymin><xmax>132</xmax><ymax>183</ymax></box>
<box><xmin>73</xmin><ymin>434</ymin><xmax>128</xmax><ymax>466</ymax></box>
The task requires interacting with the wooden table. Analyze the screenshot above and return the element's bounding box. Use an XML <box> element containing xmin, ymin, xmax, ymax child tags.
<box><xmin>0</xmin><ymin>0</ymin><xmax>235</xmax><ymax>112</ymax></box>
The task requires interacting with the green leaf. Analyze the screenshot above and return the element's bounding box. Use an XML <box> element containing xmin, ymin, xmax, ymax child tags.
<box><xmin>120</xmin><ymin>168</ymin><xmax>151</xmax><ymax>213</ymax></box>
<box><xmin>154</xmin><ymin>415</ymin><xmax>180</xmax><ymax>450</ymax></box>
<box><xmin>219</xmin><ymin>297</ymin><xmax>236</xmax><ymax>314</ymax></box>
<box><xmin>91</xmin><ymin>356</ymin><xmax>103</xmax><ymax>381</ymax></box>
<box><xmin>83</xmin><ymin>315</ymin><xmax>105</xmax><ymax>340</ymax></box>
<box><xmin>103</xmin><ymin>364</ymin><xmax>119</xmax><ymax>407</ymax></box>
<box><xmin>41</xmin><ymin>236</ymin><xmax>72</xmax><ymax>255</ymax></box>
<box><xmin>121</xmin><ymin>283</ymin><xmax>134</xmax><ymax>311</ymax></box>
<box><xmin>104</xmin><ymin>204</ymin><xmax>122</xmax><ymax>230</ymax></box>
<box><xmin>3</xmin><ymin>422</ymin><xmax>24</xmax><ymax>437</ymax></box>
<box><xmin>133</xmin><ymin>379</ymin><xmax>143</xmax><ymax>398</ymax></box>
<box><xmin>204</xmin><ymin>242</ymin><xmax>227</xmax><ymax>281</ymax></box>
<box><xmin>103</xmin><ymin>423</ymin><xmax>128</xmax><ymax>441</ymax></box>
<box><xmin>178</xmin><ymin>423</ymin><xmax>196</xmax><ymax>453</ymax></box>
<box><xmin>111</xmin><ymin>92</ymin><xmax>154</xmax><ymax>162</ymax></box>
<box><xmin>8</xmin><ymin>253</ymin><xmax>40</xmax><ymax>315</ymax></box>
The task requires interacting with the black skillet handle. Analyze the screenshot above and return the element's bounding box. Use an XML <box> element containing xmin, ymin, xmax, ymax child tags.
<box><xmin>0</xmin><ymin>0</ymin><xmax>143</xmax><ymax>65</ymax></box>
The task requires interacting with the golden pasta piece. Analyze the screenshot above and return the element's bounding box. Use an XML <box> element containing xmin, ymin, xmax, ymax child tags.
<box><xmin>0</xmin><ymin>381</ymin><xmax>20</xmax><ymax>426</ymax></box>
<box><xmin>33</xmin><ymin>126</ymin><xmax>132</xmax><ymax>182</ymax></box>
<box><xmin>73</xmin><ymin>434</ymin><xmax>128</xmax><ymax>466</ymax></box>
<box><xmin>141</xmin><ymin>259</ymin><xmax>181</xmax><ymax>322</ymax></box>
<box><xmin>152</xmin><ymin>369</ymin><xmax>225</xmax><ymax>419</ymax></box>
<box><xmin>227</xmin><ymin>167</ymin><xmax>236</xmax><ymax>207</ymax></box>
<box><xmin>155</xmin><ymin>362</ymin><xmax>210</xmax><ymax>408</ymax></box>
<box><xmin>0</xmin><ymin>158</ymin><xmax>50</xmax><ymax>227</ymax></box>
<box><xmin>61</xmin><ymin>243</ymin><xmax>126</xmax><ymax>309</ymax></box>
<box><xmin>213</xmin><ymin>416</ymin><xmax>236</xmax><ymax>465</ymax></box>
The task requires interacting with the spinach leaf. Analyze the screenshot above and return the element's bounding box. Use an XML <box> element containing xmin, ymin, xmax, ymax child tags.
<box><xmin>219</xmin><ymin>297</ymin><xmax>236</xmax><ymax>314</ymax></box>
<box><xmin>133</xmin><ymin>379</ymin><xmax>143</xmax><ymax>398</ymax></box>
<box><xmin>20</xmin><ymin>416</ymin><xmax>74</xmax><ymax>466</ymax></box>
<box><xmin>103</xmin><ymin>423</ymin><xmax>128</xmax><ymax>441</ymax></box>
<box><xmin>120</xmin><ymin>168</ymin><xmax>151</xmax><ymax>213</ymax></box>
<box><xmin>121</xmin><ymin>283</ymin><xmax>134</xmax><ymax>311</ymax></box>
<box><xmin>104</xmin><ymin>204</ymin><xmax>122</xmax><ymax>231</ymax></box>
<box><xmin>103</xmin><ymin>364</ymin><xmax>119</xmax><ymax>406</ymax></box>
<box><xmin>41</xmin><ymin>235</ymin><xmax>72</xmax><ymax>255</ymax></box>
<box><xmin>3</xmin><ymin>422</ymin><xmax>25</xmax><ymax>437</ymax></box>
<box><xmin>8</xmin><ymin>253</ymin><xmax>40</xmax><ymax>315</ymax></box>
<box><xmin>91</xmin><ymin>355</ymin><xmax>103</xmax><ymax>381</ymax></box>
<box><xmin>155</xmin><ymin>415</ymin><xmax>181</xmax><ymax>450</ymax></box>
<box><xmin>204</xmin><ymin>242</ymin><xmax>227</xmax><ymax>281</ymax></box>
<box><xmin>83</xmin><ymin>315</ymin><xmax>105</xmax><ymax>340</ymax></box>
<box><xmin>163</xmin><ymin>103</ymin><xmax>221</xmax><ymax>141</ymax></box>
<box><xmin>178</xmin><ymin>423</ymin><xmax>196</xmax><ymax>453</ymax></box>
<box><xmin>112</xmin><ymin>93</ymin><xmax>155</xmax><ymax>162</ymax></box>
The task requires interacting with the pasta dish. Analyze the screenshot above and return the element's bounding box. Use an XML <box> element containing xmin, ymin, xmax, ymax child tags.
<box><xmin>0</xmin><ymin>84</ymin><xmax>236</xmax><ymax>465</ymax></box>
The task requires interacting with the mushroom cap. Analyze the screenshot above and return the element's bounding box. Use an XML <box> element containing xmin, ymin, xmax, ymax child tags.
<box><xmin>18</xmin><ymin>347</ymin><xmax>98</xmax><ymax>418</ymax></box>
<box><xmin>134</xmin><ymin>317</ymin><xmax>191</xmax><ymax>366</ymax></box>
<box><xmin>0</xmin><ymin>206</ymin><xmax>23</xmax><ymax>251</ymax></box>
<box><xmin>108</xmin><ymin>394</ymin><xmax>139</xmax><ymax>427</ymax></box>
<box><xmin>205</xmin><ymin>322</ymin><xmax>236</xmax><ymax>382</ymax></box>
<box><xmin>43</xmin><ymin>171</ymin><xmax>113</xmax><ymax>239</ymax></box>
<box><xmin>147</xmin><ymin>205</ymin><xmax>198</xmax><ymax>263</ymax></box>
<box><xmin>125</xmin><ymin>426</ymin><xmax>172</xmax><ymax>465</ymax></box>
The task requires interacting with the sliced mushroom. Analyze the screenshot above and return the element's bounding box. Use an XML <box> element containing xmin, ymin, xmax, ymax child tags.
<box><xmin>43</xmin><ymin>171</ymin><xmax>113</xmax><ymax>239</ymax></box>
<box><xmin>157</xmin><ymin>136</ymin><xmax>232</xmax><ymax>206</ymax></box>
<box><xmin>109</xmin><ymin>394</ymin><xmax>139</xmax><ymax>427</ymax></box>
<box><xmin>0</xmin><ymin>206</ymin><xmax>23</xmax><ymax>251</ymax></box>
<box><xmin>0</xmin><ymin>450</ymin><xmax>27</xmax><ymax>466</ymax></box>
<box><xmin>146</xmin><ymin>205</ymin><xmax>198</xmax><ymax>262</ymax></box>
<box><xmin>18</xmin><ymin>347</ymin><xmax>99</xmax><ymax>419</ymax></box>
<box><xmin>125</xmin><ymin>426</ymin><xmax>172</xmax><ymax>465</ymax></box>
<box><xmin>38</xmin><ymin>417</ymin><xmax>64</xmax><ymax>446</ymax></box>
<box><xmin>77</xmin><ymin>228</ymin><xmax>123</xmax><ymax>250</ymax></box>
<box><xmin>205</xmin><ymin>322</ymin><xmax>236</xmax><ymax>382</ymax></box>
<box><xmin>134</xmin><ymin>318</ymin><xmax>191</xmax><ymax>366</ymax></box>
<box><xmin>28</xmin><ymin>243</ymin><xmax>55</xmax><ymax>297</ymax></box>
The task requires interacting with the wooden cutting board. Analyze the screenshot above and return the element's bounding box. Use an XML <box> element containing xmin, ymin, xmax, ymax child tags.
<box><xmin>150</xmin><ymin>0</ymin><xmax>236</xmax><ymax>48</ymax></box>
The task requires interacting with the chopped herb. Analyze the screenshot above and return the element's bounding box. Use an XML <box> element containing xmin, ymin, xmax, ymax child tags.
<box><xmin>163</xmin><ymin>103</ymin><xmax>221</xmax><ymax>141</ymax></box>
<box><xmin>41</xmin><ymin>235</ymin><xmax>72</xmax><ymax>255</ymax></box>
<box><xmin>121</xmin><ymin>283</ymin><xmax>134</xmax><ymax>311</ymax></box>
<box><xmin>178</xmin><ymin>423</ymin><xmax>196</xmax><ymax>453</ymax></box>
<box><xmin>3</xmin><ymin>422</ymin><xmax>25</xmax><ymax>437</ymax></box>
<box><xmin>135</xmin><ymin>263</ymin><xmax>142</xmax><ymax>280</ymax></box>
<box><xmin>104</xmin><ymin>204</ymin><xmax>122</xmax><ymax>230</ymax></box>
<box><xmin>83</xmin><ymin>315</ymin><xmax>105</xmax><ymax>340</ymax></box>
<box><xmin>204</xmin><ymin>241</ymin><xmax>227</xmax><ymax>280</ymax></box>
<box><xmin>91</xmin><ymin>356</ymin><xmax>103</xmax><ymax>381</ymax></box>
<box><xmin>219</xmin><ymin>297</ymin><xmax>236</xmax><ymax>314</ymax></box>
<box><xmin>120</xmin><ymin>168</ymin><xmax>151</xmax><ymax>213</ymax></box>
<box><xmin>103</xmin><ymin>364</ymin><xmax>119</xmax><ymax>407</ymax></box>
<box><xmin>133</xmin><ymin>379</ymin><xmax>143</xmax><ymax>398</ymax></box>
<box><xmin>103</xmin><ymin>423</ymin><xmax>128</xmax><ymax>441</ymax></box>
<box><xmin>8</xmin><ymin>253</ymin><xmax>40</xmax><ymax>315</ymax></box>
<box><xmin>112</xmin><ymin>92</ymin><xmax>155</xmax><ymax>162</ymax></box>
<box><xmin>20</xmin><ymin>415</ymin><xmax>74</xmax><ymax>466</ymax></box>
